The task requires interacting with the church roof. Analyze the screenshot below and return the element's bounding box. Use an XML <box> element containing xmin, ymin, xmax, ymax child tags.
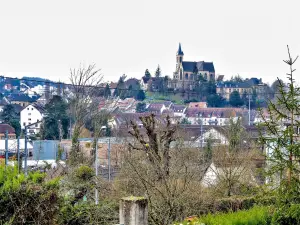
<box><xmin>182</xmin><ymin>61</ymin><xmax>215</xmax><ymax>73</ymax></box>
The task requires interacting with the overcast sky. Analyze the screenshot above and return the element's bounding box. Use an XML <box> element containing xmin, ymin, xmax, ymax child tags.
<box><xmin>0</xmin><ymin>0</ymin><xmax>299</xmax><ymax>84</ymax></box>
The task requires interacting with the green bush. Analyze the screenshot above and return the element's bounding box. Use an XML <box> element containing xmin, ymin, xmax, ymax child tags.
<box><xmin>271</xmin><ymin>204</ymin><xmax>300</xmax><ymax>225</ymax></box>
<box><xmin>0</xmin><ymin>165</ymin><xmax>61</xmax><ymax>224</ymax></box>
<box><xmin>175</xmin><ymin>206</ymin><xmax>272</xmax><ymax>225</ymax></box>
<box><xmin>59</xmin><ymin>201</ymin><xmax>118</xmax><ymax>225</ymax></box>
<box><xmin>75</xmin><ymin>165</ymin><xmax>94</xmax><ymax>181</ymax></box>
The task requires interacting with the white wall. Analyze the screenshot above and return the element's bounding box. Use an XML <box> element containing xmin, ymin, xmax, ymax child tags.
<box><xmin>20</xmin><ymin>105</ymin><xmax>44</xmax><ymax>134</ymax></box>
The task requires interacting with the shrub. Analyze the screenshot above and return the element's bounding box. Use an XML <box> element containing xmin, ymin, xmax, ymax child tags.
<box><xmin>271</xmin><ymin>204</ymin><xmax>300</xmax><ymax>225</ymax></box>
<box><xmin>59</xmin><ymin>201</ymin><xmax>118</xmax><ymax>225</ymax></box>
<box><xmin>0</xmin><ymin>165</ymin><xmax>61</xmax><ymax>224</ymax></box>
<box><xmin>75</xmin><ymin>165</ymin><xmax>94</xmax><ymax>181</ymax></box>
<box><xmin>175</xmin><ymin>206</ymin><xmax>272</xmax><ymax>225</ymax></box>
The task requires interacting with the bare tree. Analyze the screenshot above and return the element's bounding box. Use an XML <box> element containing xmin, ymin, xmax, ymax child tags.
<box><xmin>68</xmin><ymin>64</ymin><xmax>103</xmax><ymax>165</ymax></box>
<box><xmin>118</xmin><ymin>114</ymin><xmax>213</xmax><ymax>225</ymax></box>
<box><xmin>203</xmin><ymin>118</ymin><xmax>261</xmax><ymax>197</ymax></box>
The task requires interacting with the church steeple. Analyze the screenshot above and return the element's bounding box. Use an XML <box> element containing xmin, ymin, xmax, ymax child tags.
<box><xmin>177</xmin><ymin>43</ymin><xmax>184</xmax><ymax>55</ymax></box>
<box><xmin>176</xmin><ymin>43</ymin><xmax>184</xmax><ymax>65</ymax></box>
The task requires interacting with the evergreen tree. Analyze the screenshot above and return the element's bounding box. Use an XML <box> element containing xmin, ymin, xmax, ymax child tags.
<box><xmin>41</xmin><ymin>95</ymin><xmax>69</xmax><ymax>140</ymax></box>
<box><xmin>229</xmin><ymin>91</ymin><xmax>243</xmax><ymax>107</ymax></box>
<box><xmin>1</xmin><ymin>105</ymin><xmax>18</xmax><ymax>123</ymax></box>
<box><xmin>145</xmin><ymin>69</ymin><xmax>151</xmax><ymax>79</ymax></box>
<box><xmin>259</xmin><ymin>46</ymin><xmax>300</xmax><ymax>223</ymax></box>
<box><xmin>114</xmin><ymin>75</ymin><xmax>127</xmax><ymax>99</ymax></box>
<box><xmin>207</xmin><ymin>94</ymin><xmax>226</xmax><ymax>107</ymax></box>
<box><xmin>251</xmin><ymin>88</ymin><xmax>257</xmax><ymax>108</ymax></box>
<box><xmin>155</xmin><ymin>65</ymin><xmax>161</xmax><ymax>78</ymax></box>
<box><xmin>136</xmin><ymin>90</ymin><xmax>146</xmax><ymax>101</ymax></box>
<box><xmin>242</xmin><ymin>91</ymin><xmax>248</xmax><ymax>105</ymax></box>
<box><xmin>136</xmin><ymin>102</ymin><xmax>147</xmax><ymax>113</ymax></box>
<box><xmin>103</xmin><ymin>83</ymin><xmax>111</xmax><ymax>98</ymax></box>
<box><xmin>1</xmin><ymin>104</ymin><xmax>21</xmax><ymax>137</ymax></box>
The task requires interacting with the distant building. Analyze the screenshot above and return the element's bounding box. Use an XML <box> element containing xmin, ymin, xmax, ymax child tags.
<box><xmin>185</xmin><ymin>107</ymin><xmax>245</xmax><ymax>125</ymax></box>
<box><xmin>8</xmin><ymin>94</ymin><xmax>36</xmax><ymax>107</ymax></box>
<box><xmin>20</xmin><ymin>103</ymin><xmax>45</xmax><ymax>134</ymax></box>
<box><xmin>216</xmin><ymin>81</ymin><xmax>252</xmax><ymax>100</ymax></box>
<box><xmin>147</xmin><ymin>103</ymin><xmax>166</xmax><ymax>114</ymax></box>
<box><xmin>170</xmin><ymin>43</ymin><xmax>215</xmax><ymax>90</ymax></box>
<box><xmin>188</xmin><ymin>102</ymin><xmax>207</xmax><ymax>109</ymax></box>
<box><xmin>171</xmin><ymin>104</ymin><xmax>187</xmax><ymax>117</ymax></box>
<box><xmin>0</xmin><ymin>124</ymin><xmax>16</xmax><ymax>140</ymax></box>
<box><xmin>216</xmin><ymin>78</ymin><xmax>268</xmax><ymax>101</ymax></box>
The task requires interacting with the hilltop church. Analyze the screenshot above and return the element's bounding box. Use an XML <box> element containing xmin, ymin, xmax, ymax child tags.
<box><xmin>170</xmin><ymin>43</ymin><xmax>215</xmax><ymax>90</ymax></box>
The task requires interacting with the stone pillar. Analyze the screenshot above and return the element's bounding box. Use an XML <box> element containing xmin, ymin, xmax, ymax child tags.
<box><xmin>119</xmin><ymin>197</ymin><xmax>148</xmax><ymax>225</ymax></box>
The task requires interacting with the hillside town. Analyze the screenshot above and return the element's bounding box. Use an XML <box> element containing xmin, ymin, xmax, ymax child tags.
<box><xmin>1</xmin><ymin>6</ymin><xmax>300</xmax><ymax>223</ymax></box>
<box><xmin>0</xmin><ymin>44</ymin><xmax>274</xmax><ymax>143</ymax></box>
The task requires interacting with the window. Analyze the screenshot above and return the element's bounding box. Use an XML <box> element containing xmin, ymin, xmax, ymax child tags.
<box><xmin>27</xmin><ymin>108</ymin><xmax>29</xmax><ymax>110</ymax></box>
<box><xmin>23</xmin><ymin>122</ymin><xmax>26</xmax><ymax>126</ymax></box>
<box><xmin>28</xmin><ymin>118</ymin><xmax>31</xmax><ymax>121</ymax></box>
<box><xmin>35</xmin><ymin>124</ymin><xmax>38</xmax><ymax>128</ymax></box>
<box><xmin>28</xmin><ymin>113</ymin><xmax>31</xmax><ymax>116</ymax></box>
<box><xmin>31</xmin><ymin>108</ymin><xmax>33</xmax><ymax>110</ymax></box>
<box><xmin>185</xmin><ymin>73</ymin><xmax>188</xmax><ymax>80</ymax></box>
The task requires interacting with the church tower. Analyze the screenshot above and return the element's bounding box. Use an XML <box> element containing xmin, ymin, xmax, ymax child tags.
<box><xmin>176</xmin><ymin>43</ymin><xmax>184</xmax><ymax>66</ymax></box>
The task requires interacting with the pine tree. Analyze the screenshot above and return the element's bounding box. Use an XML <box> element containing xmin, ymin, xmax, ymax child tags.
<box><xmin>229</xmin><ymin>91</ymin><xmax>243</xmax><ymax>107</ymax></box>
<box><xmin>136</xmin><ymin>90</ymin><xmax>146</xmax><ymax>101</ymax></box>
<box><xmin>155</xmin><ymin>65</ymin><xmax>161</xmax><ymax>78</ymax></box>
<box><xmin>259</xmin><ymin>46</ymin><xmax>300</xmax><ymax>205</ymax></box>
<box><xmin>104</xmin><ymin>83</ymin><xmax>111</xmax><ymax>98</ymax></box>
<box><xmin>145</xmin><ymin>69</ymin><xmax>151</xmax><ymax>79</ymax></box>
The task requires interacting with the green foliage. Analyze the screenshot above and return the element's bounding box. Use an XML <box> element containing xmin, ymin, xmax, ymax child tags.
<box><xmin>176</xmin><ymin>206</ymin><xmax>272</xmax><ymax>225</ymax></box>
<box><xmin>207</xmin><ymin>94</ymin><xmax>226</xmax><ymax>107</ymax></box>
<box><xmin>59</xmin><ymin>201</ymin><xmax>118</xmax><ymax>225</ymax></box>
<box><xmin>103</xmin><ymin>83</ymin><xmax>111</xmax><ymax>98</ymax></box>
<box><xmin>259</xmin><ymin>47</ymin><xmax>300</xmax><ymax>200</ymax></box>
<box><xmin>180</xmin><ymin>118</ymin><xmax>191</xmax><ymax>124</ymax></box>
<box><xmin>272</xmin><ymin>204</ymin><xmax>300</xmax><ymax>225</ymax></box>
<box><xmin>229</xmin><ymin>90</ymin><xmax>244</xmax><ymax>107</ymax></box>
<box><xmin>114</xmin><ymin>75</ymin><xmax>127</xmax><ymax>99</ymax></box>
<box><xmin>230</xmin><ymin>74</ymin><xmax>244</xmax><ymax>83</ymax></box>
<box><xmin>9</xmin><ymin>119</ymin><xmax>21</xmax><ymax>137</ymax></box>
<box><xmin>74</xmin><ymin>165</ymin><xmax>94</xmax><ymax>181</ymax></box>
<box><xmin>136</xmin><ymin>89</ymin><xmax>146</xmax><ymax>101</ymax></box>
<box><xmin>136</xmin><ymin>102</ymin><xmax>147</xmax><ymax>113</ymax></box>
<box><xmin>144</xmin><ymin>69</ymin><xmax>151</xmax><ymax>79</ymax></box>
<box><xmin>41</xmin><ymin>95</ymin><xmax>69</xmax><ymax>140</ymax></box>
<box><xmin>155</xmin><ymin>65</ymin><xmax>161</xmax><ymax>77</ymax></box>
<box><xmin>0</xmin><ymin>165</ymin><xmax>61</xmax><ymax>224</ymax></box>
<box><xmin>0</xmin><ymin>104</ymin><xmax>21</xmax><ymax>137</ymax></box>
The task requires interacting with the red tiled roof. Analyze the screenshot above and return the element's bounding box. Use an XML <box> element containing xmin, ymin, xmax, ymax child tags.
<box><xmin>0</xmin><ymin>124</ymin><xmax>15</xmax><ymax>134</ymax></box>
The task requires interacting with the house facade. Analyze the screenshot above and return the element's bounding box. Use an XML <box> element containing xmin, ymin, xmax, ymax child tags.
<box><xmin>216</xmin><ymin>81</ymin><xmax>252</xmax><ymax>101</ymax></box>
<box><xmin>20</xmin><ymin>103</ymin><xmax>45</xmax><ymax>134</ymax></box>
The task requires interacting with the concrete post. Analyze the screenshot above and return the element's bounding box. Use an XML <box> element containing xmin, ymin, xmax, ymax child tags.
<box><xmin>119</xmin><ymin>197</ymin><xmax>148</xmax><ymax>225</ymax></box>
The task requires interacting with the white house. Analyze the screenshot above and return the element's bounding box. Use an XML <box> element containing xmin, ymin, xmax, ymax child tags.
<box><xmin>20</xmin><ymin>103</ymin><xmax>45</xmax><ymax>134</ymax></box>
<box><xmin>194</xmin><ymin>127</ymin><xmax>229</xmax><ymax>146</ymax></box>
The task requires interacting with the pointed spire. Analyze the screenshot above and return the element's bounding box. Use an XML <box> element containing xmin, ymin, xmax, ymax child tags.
<box><xmin>177</xmin><ymin>43</ymin><xmax>184</xmax><ymax>55</ymax></box>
